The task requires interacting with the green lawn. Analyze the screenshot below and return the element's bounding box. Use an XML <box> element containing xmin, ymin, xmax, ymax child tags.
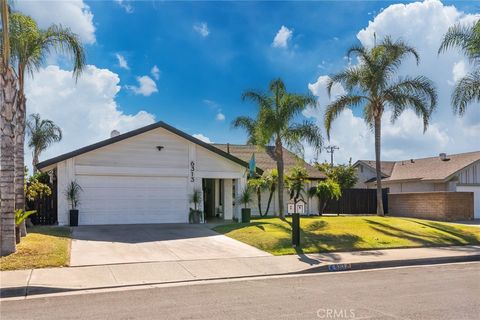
<box><xmin>213</xmin><ymin>216</ymin><xmax>480</xmax><ymax>255</ymax></box>
<box><xmin>0</xmin><ymin>226</ymin><xmax>71</xmax><ymax>271</ymax></box>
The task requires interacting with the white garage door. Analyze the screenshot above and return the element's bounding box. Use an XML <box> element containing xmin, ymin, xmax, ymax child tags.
<box><xmin>457</xmin><ymin>186</ymin><xmax>480</xmax><ymax>219</ymax></box>
<box><xmin>76</xmin><ymin>175</ymin><xmax>189</xmax><ymax>225</ymax></box>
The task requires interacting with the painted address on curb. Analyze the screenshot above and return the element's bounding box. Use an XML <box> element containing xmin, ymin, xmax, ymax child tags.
<box><xmin>328</xmin><ymin>263</ymin><xmax>352</xmax><ymax>272</ymax></box>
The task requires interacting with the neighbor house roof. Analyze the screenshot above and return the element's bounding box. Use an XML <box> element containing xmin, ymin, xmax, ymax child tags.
<box><xmin>36</xmin><ymin>121</ymin><xmax>256</xmax><ymax>172</ymax></box>
<box><xmin>213</xmin><ymin>144</ymin><xmax>326</xmax><ymax>179</ymax></box>
<box><xmin>360</xmin><ymin>151</ymin><xmax>480</xmax><ymax>184</ymax></box>
<box><xmin>355</xmin><ymin>160</ymin><xmax>396</xmax><ymax>177</ymax></box>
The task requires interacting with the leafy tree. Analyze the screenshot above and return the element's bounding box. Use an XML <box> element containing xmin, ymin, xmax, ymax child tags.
<box><xmin>315</xmin><ymin>161</ymin><xmax>358</xmax><ymax>190</ymax></box>
<box><xmin>308</xmin><ymin>179</ymin><xmax>341</xmax><ymax>215</ymax></box>
<box><xmin>325</xmin><ymin>37</ymin><xmax>437</xmax><ymax>216</ymax></box>
<box><xmin>26</xmin><ymin>113</ymin><xmax>62</xmax><ymax>172</ymax></box>
<box><xmin>0</xmin><ymin>0</ymin><xmax>18</xmax><ymax>256</ymax></box>
<box><xmin>8</xmin><ymin>11</ymin><xmax>84</xmax><ymax>232</ymax></box>
<box><xmin>247</xmin><ymin>169</ymin><xmax>278</xmax><ymax>217</ymax></box>
<box><xmin>233</xmin><ymin>79</ymin><xmax>322</xmax><ymax>218</ymax></box>
<box><xmin>262</xmin><ymin>169</ymin><xmax>278</xmax><ymax>216</ymax></box>
<box><xmin>439</xmin><ymin>20</ymin><xmax>480</xmax><ymax>115</ymax></box>
<box><xmin>248</xmin><ymin>177</ymin><xmax>267</xmax><ymax>216</ymax></box>
<box><xmin>285</xmin><ymin>166</ymin><xmax>309</xmax><ymax>211</ymax></box>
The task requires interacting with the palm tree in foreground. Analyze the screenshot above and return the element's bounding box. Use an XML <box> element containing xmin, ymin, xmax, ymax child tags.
<box><xmin>439</xmin><ymin>20</ymin><xmax>480</xmax><ymax>115</ymax></box>
<box><xmin>27</xmin><ymin>113</ymin><xmax>63</xmax><ymax>172</ymax></box>
<box><xmin>325</xmin><ymin>37</ymin><xmax>437</xmax><ymax>216</ymax></box>
<box><xmin>0</xmin><ymin>0</ymin><xmax>18</xmax><ymax>256</ymax></box>
<box><xmin>233</xmin><ymin>79</ymin><xmax>323</xmax><ymax>218</ymax></box>
<box><xmin>9</xmin><ymin>11</ymin><xmax>85</xmax><ymax>221</ymax></box>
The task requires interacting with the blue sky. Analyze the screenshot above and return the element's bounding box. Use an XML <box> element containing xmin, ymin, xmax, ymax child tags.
<box><xmin>84</xmin><ymin>1</ymin><xmax>406</xmax><ymax>140</ymax></box>
<box><xmin>19</xmin><ymin>1</ymin><xmax>480</xmax><ymax>165</ymax></box>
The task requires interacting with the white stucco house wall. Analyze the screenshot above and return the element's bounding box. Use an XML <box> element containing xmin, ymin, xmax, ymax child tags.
<box><xmin>37</xmin><ymin>121</ymin><xmax>325</xmax><ymax>226</ymax></box>
<box><xmin>353</xmin><ymin>151</ymin><xmax>480</xmax><ymax>218</ymax></box>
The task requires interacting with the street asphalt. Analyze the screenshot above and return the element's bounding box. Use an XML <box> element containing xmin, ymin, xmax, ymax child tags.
<box><xmin>1</xmin><ymin>262</ymin><xmax>479</xmax><ymax>320</ymax></box>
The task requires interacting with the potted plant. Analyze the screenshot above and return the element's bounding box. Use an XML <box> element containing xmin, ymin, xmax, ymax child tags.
<box><xmin>14</xmin><ymin>209</ymin><xmax>36</xmax><ymax>244</ymax></box>
<box><xmin>65</xmin><ymin>180</ymin><xmax>83</xmax><ymax>226</ymax></box>
<box><xmin>189</xmin><ymin>188</ymin><xmax>203</xmax><ymax>224</ymax></box>
<box><xmin>238</xmin><ymin>186</ymin><xmax>253</xmax><ymax>223</ymax></box>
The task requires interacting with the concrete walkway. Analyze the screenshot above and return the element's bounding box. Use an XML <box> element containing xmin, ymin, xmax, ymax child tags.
<box><xmin>2</xmin><ymin>245</ymin><xmax>479</xmax><ymax>299</ymax></box>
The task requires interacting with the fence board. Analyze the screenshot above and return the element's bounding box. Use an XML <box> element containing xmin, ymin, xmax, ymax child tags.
<box><xmin>323</xmin><ymin>188</ymin><xmax>389</xmax><ymax>215</ymax></box>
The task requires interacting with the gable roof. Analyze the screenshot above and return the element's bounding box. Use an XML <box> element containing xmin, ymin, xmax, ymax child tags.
<box><xmin>355</xmin><ymin>160</ymin><xmax>396</xmax><ymax>177</ymax></box>
<box><xmin>36</xmin><ymin>121</ymin><xmax>255</xmax><ymax>171</ymax></box>
<box><xmin>212</xmin><ymin>144</ymin><xmax>326</xmax><ymax>179</ymax></box>
<box><xmin>358</xmin><ymin>151</ymin><xmax>480</xmax><ymax>183</ymax></box>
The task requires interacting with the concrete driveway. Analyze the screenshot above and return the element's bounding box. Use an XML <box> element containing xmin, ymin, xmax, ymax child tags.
<box><xmin>70</xmin><ymin>224</ymin><xmax>270</xmax><ymax>266</ymax></box>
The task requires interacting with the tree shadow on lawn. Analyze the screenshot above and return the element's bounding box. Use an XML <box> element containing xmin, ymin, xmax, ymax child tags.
<box><xmin>27</xmin><ymin>226</ymin><xmax>71</xmax><ymax>239</ymax></box>
<box><xmin>363</xmin><ymin>219</ymin><xmax>480</xmax><ymax>247</ymax></box>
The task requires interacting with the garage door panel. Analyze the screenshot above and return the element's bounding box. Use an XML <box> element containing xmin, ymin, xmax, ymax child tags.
<box><xmin>456</xmin><ymin>186</ymin><xmax>480</xmax><ymax>219</ymax></box>
<box><xmin>76</xmin><ymin>175</ymin><xmax>189</xmax><ymax>225</ymax></box>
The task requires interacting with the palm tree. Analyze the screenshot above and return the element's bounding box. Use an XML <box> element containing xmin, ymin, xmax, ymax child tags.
<box><xmin>439</xmin><ymin>20</ymin><xmax>480</xmax><ymax>115</ymax></box>
<box><xmin>325</xmin><ymin>37</ymin><xmax>437</xmax><ymax>216</ymax></box>
<box><xmin>233</xmin><ymin>79</ymin><xmax>322</xmax><ymax>218</ymax></box>
<box><xmin>0</xmin><ymin>0</ymin><xmax>18</xmax><ymax>256</ymax></box>
<box><xmin>9</xmin><ymin>12</ymin><xmax>85</xmax><ymax>218</ymax></box>
<box><xmin>26</xmin><ymin>113</ymin><xmax>62</xmax><ymax>171</ymax></box>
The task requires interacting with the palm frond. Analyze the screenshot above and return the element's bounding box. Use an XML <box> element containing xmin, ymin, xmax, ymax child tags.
<box><xmin>451</xmin><ymin>70</ymin><xmax>480</xmax><ymax>115</ymax></box>
<box><xmin>439</xmin><ymin>20</ymin><xmax>480</xmax><ymax>61</ymax></box>
<box><xmin>324</xmin><ymin>94</ymin><xmax>365</xmax><ymax>139</ymax></box>
<box><xmin>283</xmin><ymin>121</ymin><xmax>323</xmax><ymax>154</ymax></box>
<box><xmin>40</xmin><ymin>24</ymin><xmax>86</xmax><ymax>79</ymax></box>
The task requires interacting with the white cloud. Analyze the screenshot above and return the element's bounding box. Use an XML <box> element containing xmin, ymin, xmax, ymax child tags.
<box><xmin>15</xmin><ymin>0</ymin><xmax>96</xmax><ymax>44</ymax></box>
<box><xmin>126</xmin><ymin>76</ymin><xmax>158</xmax><ymax>96</ymax></box>
<box><xmin>193</xmin><ymin>22</ymin><xmax>210</xmax><ymax>37</ymax></box>
<box><xmin>115</xmin><ymin>53</ymin><xmax>129</xmax><ymax>70</ymax></box>
<box><xmin>304</xmin><ymin>0</ymin><xmax>480</xmax><ymax>164</ymax></box>
<box><xmin>115</xmin><ymin>0</ymin><xmax>134</xmax><ymax>14</ymax></box>
<box><xmin>151</xmin><ymin>65</ymin><xmax>160</xmax><ymax>80</ymax></box>
<box><xmin>272</xmin><ymin>26</ymin><xmax>293</xmax><ymax>48</ymax></box>
<box><xmin>193</xmin><ymin>134</ymin><xmax>212</xmax><ymax>143</ymax></box>
<box><xmin>24</xmin><ymin>65</ymin><xmax>155</xmax><ymax>170</ymax></box>
<box><xmin>216</xmin><ymin>112</ymin><xmax>225</xmax><ymax>121</ymax></box>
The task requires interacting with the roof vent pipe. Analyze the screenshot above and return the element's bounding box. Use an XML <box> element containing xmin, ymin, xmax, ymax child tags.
<box><xmin>110</xmin><ymin>130</ymin><xmax>120</xmax><ymax>138</ymax></box>
<box><xmin>439</xmin><ymin>153</ymin><xmax>447</xmax><ymax>161</ymax></box>
<box><xmin>227</xmin><ymin>143</ymin><xmax>230</xmax><ymax>154</ymax></box>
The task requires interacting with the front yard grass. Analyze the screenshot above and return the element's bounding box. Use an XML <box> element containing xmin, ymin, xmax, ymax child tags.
<box><xmin>213</xmin><ymin>216</ymin><xmax>480</xmax><ymax>255</ymax></box>
<box><xmin>0</xmin><ymin>226</ymin><xmax>71</xmax><ymax>271</ymax></box>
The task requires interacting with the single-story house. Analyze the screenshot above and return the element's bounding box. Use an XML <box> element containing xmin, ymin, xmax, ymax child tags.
<box><xmin>353</xmin><ymin>151</ymin><xmax>480</xmax><ymax>219</ymax></box>
<box><xmin>37</xmin><ymin>121</ymin><xmax>324</xmax><ymax>226</ymax></box>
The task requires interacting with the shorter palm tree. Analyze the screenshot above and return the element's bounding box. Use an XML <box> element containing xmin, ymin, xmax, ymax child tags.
<box><xmin>26</xmin><ymin>113</ymin><xmax>62</xmax><ymax>172</ymax></box>
<box><xmin>233</xmin><ymin>79</ymin><xmax>323</xmax><ymax>218</ymax></box>
<box><xmin>439</xmin><ymin>20</ymin><xmax>480</xmax><ymax>115</ymax></box>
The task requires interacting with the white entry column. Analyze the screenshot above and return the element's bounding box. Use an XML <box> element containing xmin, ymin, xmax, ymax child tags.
<box><xmin>234</xmin><ymin>177</ymin><xmax>247</xmax><ymax>222</ymax></box>
<box><xmin>223</xmin><ymin>179</ymin><xmax>233</xmax><ymax>220</ymax></box>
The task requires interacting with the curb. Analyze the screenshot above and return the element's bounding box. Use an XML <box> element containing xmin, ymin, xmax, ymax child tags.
<box><xmin>2</xmin><ymin>254</ymin><xmax>479</xmax><ymax>300</ymax></box>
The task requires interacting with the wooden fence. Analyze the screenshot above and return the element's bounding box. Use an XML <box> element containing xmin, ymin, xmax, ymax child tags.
<box><xmin>323</xmin><ymin>188</ymin><xmax>389</xmax><ymax>215</ymax></box>
<box><xmin>27</xmin><ymin>180</ymin><xmax>58</xmax><ymax>225</ymax></box>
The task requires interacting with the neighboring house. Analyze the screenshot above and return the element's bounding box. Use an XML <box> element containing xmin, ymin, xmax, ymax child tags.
<box><xmin>37</xmin><ymin>121</ymin><xmax>323</xmax><ymax>226</ymax></box>
<box><xmin>353</xmin><ymin>151</ymin><xmax>480</xmax><ymax>218</ymax></box>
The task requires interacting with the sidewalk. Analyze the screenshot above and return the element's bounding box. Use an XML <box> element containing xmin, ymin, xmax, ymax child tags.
<box><xmin>2</xmin><ymin>245</ymin><xmax>479</xmax><ymax>299</ymax></box>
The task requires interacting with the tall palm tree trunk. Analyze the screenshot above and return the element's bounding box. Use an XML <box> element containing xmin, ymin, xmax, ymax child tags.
<box><xmin>0</xmin><ymin>63</ymin><xmax>18</xmax><ymax>256</ymax></box>
<box><xmin>15</xmin><ymin>85</ymin><xmax>26</xmax><ymax>237</ymax></box>
<box><xmin>32</xmin><ymin>149</ymin><xmax>39</xmax><ymax>173</ymax></box>
<box><xmin>374</xmin><ymin>116</ymin><xmax>385</xmax><ymax>216</ymax></box>
<box><xmin>275</xmin><ymin>136</ymin><xmax>285</xmax><ymax>218</ymax></box>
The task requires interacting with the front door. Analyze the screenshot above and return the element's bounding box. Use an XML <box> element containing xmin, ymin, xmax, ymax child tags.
<box><xmin>203</xmin><ymin>179</ymin><xmax>216</xmax><ymax>219</ymax></box>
